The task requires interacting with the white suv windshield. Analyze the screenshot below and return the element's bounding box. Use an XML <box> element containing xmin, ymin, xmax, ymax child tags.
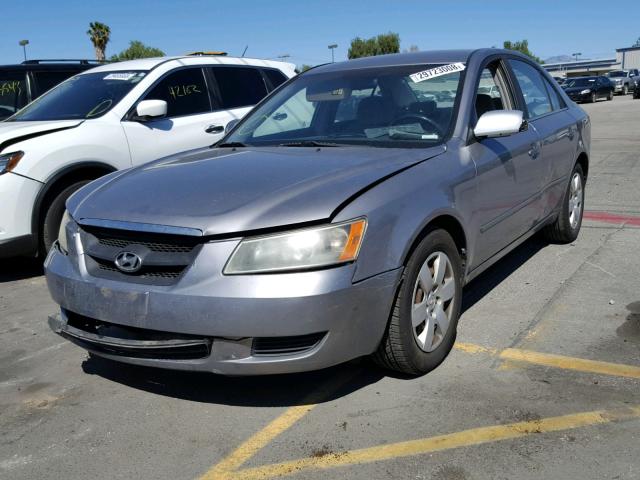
<box><xmin>9</xmin><ymin>71</ymin><xmax>146</xmax><ymax>121</ymax></box>
<box><xmin>607</xmin><ymin>71</ymin><xmax>627</xmax><ymax>78</ymax></box>
<box><xmin>225</xmin><ymin>64</ymin><xmax>464</xmax><ymax>148</ymax></box>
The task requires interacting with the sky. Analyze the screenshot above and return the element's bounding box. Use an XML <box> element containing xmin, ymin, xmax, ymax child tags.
<box><xmin>2</xmin><ymin>0</ymin><xmax>638</xmax><ymax>66</ymax></box>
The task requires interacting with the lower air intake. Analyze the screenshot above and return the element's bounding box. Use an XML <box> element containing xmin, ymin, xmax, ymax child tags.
<box><xmin>252</xmin><ymin>332</ymin><xmax>327</xmax><ymax>356</ymax></box>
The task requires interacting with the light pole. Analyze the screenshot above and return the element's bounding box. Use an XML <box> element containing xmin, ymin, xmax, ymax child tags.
<box><xmin>572</xmin><ymin>52</ymin><xmax>582</xmax><ymax>62</ymax></box>
<box><xmin>328</xmin><ymin>44</ymin><xmax>337</xmax><ymax>63</ymax></box>
<box><xmin>19</xmin><ymin>40</ymin><xmax>29</xmax><ymax>62</ymax></box>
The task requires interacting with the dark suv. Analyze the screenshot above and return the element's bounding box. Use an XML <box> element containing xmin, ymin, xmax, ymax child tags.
<box><xmin>0</xmin><ymin>60</ymin><xmax>100</xmax><ymax>121</ymax></box>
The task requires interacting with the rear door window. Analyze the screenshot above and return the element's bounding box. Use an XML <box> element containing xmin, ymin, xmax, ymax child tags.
<box><xmin>542</xmin><ymin>77</ymin><xmax>564</xmax><ymax>110</ymax></box>
<box><xmin>262</xmin><ymin>68</ymin><xmax>288</xmax><ymax>91</ymax></box>
<box><xmin>209</xmin><ymin>66</ymin><xmax>268</xmax><ymax>109</ymax></box>
<box><xmin>0</xmin><ymin>71</ymin><xmax>28</xmax><ymax>119</ymax></box>
<box><xmin>144</xmin><ymin>68</ymin><xmax>211</xmax><ymax>118</ymax></box>
<box><xmin>32</xmin><ymin>71</ymin><xmax>77</xmax><ymax>97</ymax></box>
<box><xmin>508</xmin><ymin>60</ymin><xmax>553</xmax><ymax>119</ymax></box>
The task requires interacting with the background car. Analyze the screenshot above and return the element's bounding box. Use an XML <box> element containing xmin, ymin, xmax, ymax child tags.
<box><xmin>0</xmin><ymin>59</ymin><xmax>99</xmax><ymax>121</ymax></box>
<box><xmin>634</xmin><ymin>76</ymin><xmax>640</xmax><ymax>99</ymax></box>
<box><xmin>562</xmin><ymin>76</ymin><xmax>613</xmax><ymax>102</ymax></box>
<box><xmin>606</xmin><ymin>69</ymin><xmax>639</xmax><ymax>95</ymax></box>
<box><xmin>45</xmin><ymin>49</ymin><xmax>589</xmax><ymax>376</ymax></box>
<box><xmin>0</xmin><ymin>54</ymin><xmax>295</xmax><ymax>258</ymax></box>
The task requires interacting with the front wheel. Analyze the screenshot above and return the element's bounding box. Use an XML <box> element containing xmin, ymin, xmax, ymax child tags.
<box><xmin>373</xmin><ymin>229</ymin><xmax>463</xmax><ymax>375</ymax></box>
<box><xmin>590</xmin><ymin>92</ymin><xmax>597</xmax><ymax>103</ymax></box>
<box><xmin>543</xmin><ymin>164</ymin><xmax>585</xmax><ymax>244</ymax></box>
<box><xmin>40</xmin><ymin>181</ymin><xmax>90</xmax><ymax>256</ymax></box>
<box><xmin>622</xmin><ymin>85</ymin><xmax>628</xmax><ymax>95</ymax></box>
<box><xmin>607</xmin><ymin>90</ymin><xmax>613</xmax><ymax>101</ymax></box>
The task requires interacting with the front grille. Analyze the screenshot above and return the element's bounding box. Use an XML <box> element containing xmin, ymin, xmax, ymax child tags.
<box><xmin>79</xmin><ymin>225</ymin><xmax>202</xmax><ymax>286</ymax></box>
<box><xmin>252</xmin><ymin>332</ymin><xmax>327</xmax><ymax>356</ymax></box>
<box><xmin>97</xmin><ymin>236</ymin><xmax>195</xmax><ymax>253</ymax></box>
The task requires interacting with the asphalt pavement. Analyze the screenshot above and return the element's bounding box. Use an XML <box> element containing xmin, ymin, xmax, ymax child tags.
<box><xmin>1</xmin><ymin>94</ymin><xmax>639</xmax><ymax>480</ymax></box>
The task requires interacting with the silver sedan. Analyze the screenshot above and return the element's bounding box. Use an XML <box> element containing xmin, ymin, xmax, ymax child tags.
<box><xmin>45</xmin><ymin>49</ymin><xmax>589</xmax><ymax>375</ymax></box>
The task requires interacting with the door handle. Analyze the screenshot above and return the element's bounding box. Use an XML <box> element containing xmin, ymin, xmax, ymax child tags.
<box><xmin>205</xmin><ymin>124</ymin><xmax>224</xmax><ymax>134</ymax></box>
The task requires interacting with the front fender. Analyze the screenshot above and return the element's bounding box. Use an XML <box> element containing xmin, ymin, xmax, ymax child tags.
<box><xmin>334</xmin><ymin>148</ymin><xmax>477</xmax><ymax>283</ymax></box>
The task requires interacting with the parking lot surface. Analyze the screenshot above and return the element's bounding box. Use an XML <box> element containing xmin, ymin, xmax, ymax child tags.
<box><xmin>1</xmin><ymin>95</ymin><xmax>639</xmax><ymax>480</ymax></box>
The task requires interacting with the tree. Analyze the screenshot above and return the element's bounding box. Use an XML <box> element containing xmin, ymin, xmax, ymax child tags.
<box><xmin>503</xmin><ymin>40</ymin><xmax>543</xmax><ymax>64</ymax></box>
<box><xmin>633</xmin><ymin>37</ymin><xmax>640</xmax><ymax>47</ymax></box>
<box><xmin>403</xmin><ymin>45</ymin><xmax>419</xmax><ymax>53</ymax></box>
<box><xmin>299</xmin><ymin>64</ymin><xmax>313</xmax><ymax>72</ymax></box>
<box><xmin>110</xmin><ymin>41</ymin><xmax>165</xmax><ymax>62</ymax></box>
<box><xmin>348</xmin><ymin>32</ymin><xmax>400</xmax><ymax>59</ymax></box>
<box><xmin>87</xmin><ymin>21</ymin><xmax>111</xmax><ymax>62</ymax></box>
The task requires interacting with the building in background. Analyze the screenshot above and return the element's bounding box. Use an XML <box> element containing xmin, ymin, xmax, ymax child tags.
<box><xmin>544</xmin><ymin>45</ymin><xmax>640</xmax><ymax>78</ymax></box>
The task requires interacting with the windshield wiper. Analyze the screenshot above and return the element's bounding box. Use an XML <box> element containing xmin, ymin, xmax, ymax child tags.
<box><xmin>216</xmin><ymin>141</ymin><xmax>247</xmax><ymax>148</ymax></box>
<box><xmin>279</xmin><ymin>140</ymin><xmax>341</xmax><ymax>147</ymax></box>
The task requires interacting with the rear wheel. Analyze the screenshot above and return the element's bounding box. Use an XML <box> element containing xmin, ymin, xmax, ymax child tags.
<box><xmin>543</xmin><ymin>164</ymin><xmax>584</xmax><ymax>244</ymax></box>
<box><xmin>40</xmin><ymin>181</ymin><xmax>90</xmax><ymax>256</ymax></box>
<box><xmin>373</xmin><ymin>229</ymin><xmax>462</xmax><ymax>375</ymax></box>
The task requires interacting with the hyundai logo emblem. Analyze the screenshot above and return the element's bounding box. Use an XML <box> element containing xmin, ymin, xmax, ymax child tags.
<box><xmin>114</xmin><ymin>251</ymin><xmax>142</xmax><ymax>273</ymax></box>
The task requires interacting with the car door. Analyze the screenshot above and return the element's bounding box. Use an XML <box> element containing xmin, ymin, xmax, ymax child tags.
<box><xmin>206</xmin><ymin>65</ymin><xmax>271</xmax><ymax>136</ymax></box>
<box><xmin>121</xmin><ymin>67</ymin><xmax>225</xmax><ymax>166</ymax></box>
<box><xmin>508</xmin><ymin>59</ymin><xmax>578</xmax><ymax>221</ymax></box>
<box><xmin>468</xmin><ymin>60</ymin><xmax>543</xmax><ymax>267</ymax></box>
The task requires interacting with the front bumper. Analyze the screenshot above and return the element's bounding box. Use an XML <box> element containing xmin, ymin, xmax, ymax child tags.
<box><xmin>45</xmin><ymin>241</ymin><xmax>402</xmax><ymax>375</ymax></box>
<box><xmin>613</xmin><ymin>84</ymin><xmax>625</xmax><ymax>92</ymax></box>
<box><xmin>0</xmin><ymin>172</ymin><xmax>41</xmax><ymax>258</ymax></box>
<box><xmin>567</xmin><ymin>92</ymin><xmax>592</xmax><ymax>102</ymax></box>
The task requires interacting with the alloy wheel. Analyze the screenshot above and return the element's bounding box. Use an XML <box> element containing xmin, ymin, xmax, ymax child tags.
<box><xmin>411</xmin><ymin>251</ymin><xmax>456</xmax><ymax>352</ymax></box>
<box><xmin>568</xmin><ymin>172</ymin><xmax>583</xmax><ymax>229</ymax></box>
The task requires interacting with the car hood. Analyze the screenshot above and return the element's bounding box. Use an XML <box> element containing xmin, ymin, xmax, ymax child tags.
<box><xmin>69</xmin><ymin>145</ymin><xmax>445</xmax><ymax>236</ymax></box>
<box><xmin>0</xmin><ymin>120</ymin><xmax>83</xmax><ymax>152</ymax></box>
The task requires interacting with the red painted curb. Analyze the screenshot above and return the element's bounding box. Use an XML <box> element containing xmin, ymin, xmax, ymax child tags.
<box><xmin>583</xmin><ymin>211</ymin><xmax>640</xmax><ymax>226</ymax></box>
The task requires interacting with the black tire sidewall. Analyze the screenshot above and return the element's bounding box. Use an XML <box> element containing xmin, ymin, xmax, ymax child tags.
<box><xmin>40</xmin><ymin>181</ymin><xmax>90</xmax><ymax>255</ymax></box>
<box><xmin>397</xmin><ymin>230</ymin><xmax>463</xmax><ymax>373</ymax></box>
<box><xmin>561</xmin><ymin>164</ymin><xmax>585</xmax><ymax>241</ymax></box>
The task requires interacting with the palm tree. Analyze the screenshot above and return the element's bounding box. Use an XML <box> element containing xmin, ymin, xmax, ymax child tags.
<box><xmin>87</xmin><ymin>22</ymin><xmax>111</xmax><ymax>62</ymax></box>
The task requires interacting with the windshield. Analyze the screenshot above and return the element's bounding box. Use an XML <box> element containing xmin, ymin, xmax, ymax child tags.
<box><xmin>607</xmin><ymin>71</ymin><xmax>627</xmax><ymax>78</ymax></box>
<box><xmin>224</xmin><ymin>64</ymin><xmax>464</xmax><ymax>148</ymax></box>
<box><xmin>565</xmin><ymin>78</ymin><xmax>597</xmax><ymax>88</ymax></box>
<box><xmin>0</xmin><ymin>71</ymin><xmax>27</xmax><ymax>120</ymax></box>
<box><xmin>9</xmin><ymin>71</ymin><xmax>146</xmax><ymax>121</ymax></box>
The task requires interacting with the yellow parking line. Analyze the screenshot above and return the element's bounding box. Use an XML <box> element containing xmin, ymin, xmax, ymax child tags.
<box><xmin>455</xmin><ymin>342</ymin><xmax>640</xmax><ymax>379</ymax></box>
<box><xmin>198</xmin><ymin>369</ymin><xmax>360</xmax><ymax>480</ymax></box>
<box><xmin>230</xmin><ymin>405</ymin><xmax>640</xmax><ymax>480</ymax></box>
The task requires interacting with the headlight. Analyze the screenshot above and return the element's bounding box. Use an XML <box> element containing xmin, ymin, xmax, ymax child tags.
<box><xmin>580</xmin><ymin>89</ymin><xmax>591</xmax><ymax>94</ymax></box>
<box><xmin>224</xmin><ymin>219</ymin><xmax>367</xmax><ymax>274</ymax></box>
<box><xmin>0</xmin><ymin>151</ymin><xmax>24</xmax><ymax>174</ymax></box>
<box><xmin>58</xmin><ymin>210</ymin><xmax>72</xmax><ymax>254</ymax></box>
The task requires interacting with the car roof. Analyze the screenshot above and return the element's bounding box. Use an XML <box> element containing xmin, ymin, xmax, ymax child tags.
<box><xmin>0</xmin><ymin>61</ymin><xmax>97</xmax><ymax>71</ymax></box>
<box><xmin>308</xmin><ymin>48</ymin><xmax>541</xmax><ymax>74</ymax></box>
<box><xmin>82</xmin><ymin>56</ymin><xmax>296</xmax><ymax>74</ymax></box>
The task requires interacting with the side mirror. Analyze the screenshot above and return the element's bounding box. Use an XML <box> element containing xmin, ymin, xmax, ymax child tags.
<box><xmin>225</xmin><ymin>119</ymin><xmax>240</xmax><ymax>133</ymax></box>
<box><xmin>134</xmin><ymin>100</ymin><xmax>167</xmax><ymax>121</ymax></box>
<box><xmin>474</xmin><ymin>110</ymin><xmax>526</xmax><ymax>139</ymax></box>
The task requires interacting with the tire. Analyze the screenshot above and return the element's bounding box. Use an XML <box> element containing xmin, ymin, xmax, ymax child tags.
<box><xmin>40</xmin><ymin>181</ymin><xmax>90</xmax><ymax>256</ymax></box>
<box><xmin>622</xmin><ymin>85</ymin><xmax>628</xmax><ymax>95</ymax></box>
<box><xmin>607</xmin><ymin>90</ymin><xmax>613</xmax><ymax>101</ymax></box>
<box><xmin>543</xmin><ymin>164</ymin><xmax>585</xmax><ymax>244</ymax></box>
<box><xmin>373</xmin><ymin>229</ymin><xmax>463</xmax><ymax>375</ymax></box>
<box><xmin>590</xmin><ymin>92</ymin><xmax>596</xmax><ymax>103</ymax></box>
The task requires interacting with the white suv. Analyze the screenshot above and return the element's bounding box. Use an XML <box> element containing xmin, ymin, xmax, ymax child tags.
<box><xmin>0</xmin><ymin>55</ymin><xmax>295</xmax><ymax>258</ymax></box>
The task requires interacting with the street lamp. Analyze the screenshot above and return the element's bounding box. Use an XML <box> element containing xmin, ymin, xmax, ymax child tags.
<box><xmin>19</xmin><ymin>40</ymin><xmax>29</xmax><ymax>62</ymax></box>
<box><xmin>572</xmin><ymin>52</ymin><xmax>582</xmax><ymax>62</ymax></box>
<box><xmin>328</xmin><ymin>44</ymin><xmax>337</xmax><ymax>63</ymax></box>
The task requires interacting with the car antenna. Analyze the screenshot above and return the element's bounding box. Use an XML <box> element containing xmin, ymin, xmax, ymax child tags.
<box><xmin>241</xmin><ymin>46</ymin><xmax>248</xmax><ymax>57</ymax></box>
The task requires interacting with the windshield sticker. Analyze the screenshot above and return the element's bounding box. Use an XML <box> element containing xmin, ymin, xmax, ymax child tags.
<box><xmin>410</xmin><ymin>63</ymin><xmax>465</xmax><ymax>83</ymax></box>
<box><xmin>104</xmin><ymin>73</ymin><xmax>137</xmax><ymax>81</ymax></box>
